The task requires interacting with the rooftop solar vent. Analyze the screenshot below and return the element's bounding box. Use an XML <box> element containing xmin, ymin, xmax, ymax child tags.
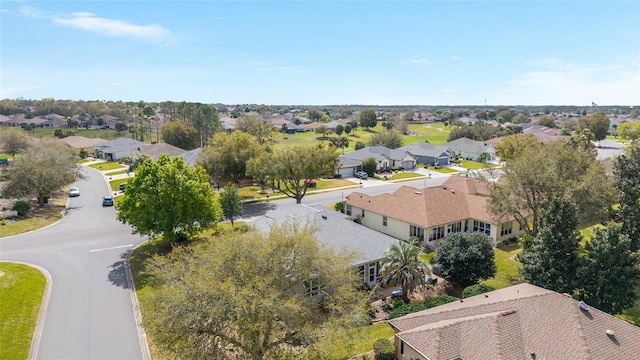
<box><xmin>579</xmin><ymin>301</ymin><xmax>590</xmax><ymax>311</ymax></box>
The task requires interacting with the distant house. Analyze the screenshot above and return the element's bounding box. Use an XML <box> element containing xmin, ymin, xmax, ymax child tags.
<box><xmin>445</xmin><ymin>137</ymin><xmax>496</xmax><ymax>162</ymax></box>
<box><xmin>136</xmin><ymin>143</ymin><xmax>186</xmax><ymax>160</ymax></box>
<box><xmin>249</xmin><ymin>203</ymin><xmax>400</xmax><ymax>289</ymax></box>
<box><xmin>179</xmin><ymin>147</ymin><xmax>203</xmax><ymax>167</ymax></box>
<box><xmin>398</xmin><ymin>141</ymin><xmax>455</xmax><ymax>166</ymax></box>
<box><xmin>339</xmin><ymin>146</ymin><xmax>416</xmax><ymax>173</ymax></box>
<box><xmin>61</xmin><ymin>136</ymin><xmax>108</xmax><ymax>155</ymax></box>
<box><xmin>93</xmin><ymin>138</ymin><xmax>146</xmax><ymax>161</ymax></box>
<box><xmin>345</xmin><ymin>176</ymin><xmax>525</xmax><ymax>247</ymax></box>
<box><xmin>390</xmin><ymin>283</ymin><xmax>640</xmax><ymax>360</ymax></box>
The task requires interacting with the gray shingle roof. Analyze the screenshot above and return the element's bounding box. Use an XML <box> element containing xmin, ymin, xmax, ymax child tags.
<box><xmin>248</xmin><ymin>204</ymin><xmax>399</xmax><ymax>266</ymax></box>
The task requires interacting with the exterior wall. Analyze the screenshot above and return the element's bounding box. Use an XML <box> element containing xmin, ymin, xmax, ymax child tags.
<box><xmin>395</xmin><ymin>337</ymin><xmax>426</xmax><ymax>360</ymax></box>
<box><xmin>352</xmin><ymin>206</ymin><xmax>410</xmax><ymax>241</ymax></box>
<box><xmin>496</xmin><ymin>220</ymin><xmax>527</xmax><ymax>243</ymax></box>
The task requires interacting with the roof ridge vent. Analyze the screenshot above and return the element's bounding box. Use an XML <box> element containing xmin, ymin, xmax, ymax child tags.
<box><xmin>414</xmin><ymin>191</ymin><xmax>422</xmax><ymax>195</ymax></box>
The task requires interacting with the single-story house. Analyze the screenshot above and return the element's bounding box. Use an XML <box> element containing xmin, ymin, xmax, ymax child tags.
<box><xmin>336</xmin><ymin>156</ymin><xmax>363</xmax><ymax>178</ymax></box>
<box><xmin>180</xmin><ymin>147</ymin><xmax>202</xmax><ymax>167</ymax></box>
<box><xmin>398</xmin><ymin>141</ymin><xmax>455</xmax><ymax>166</ymax></box>
<box><xmin>389</xmin><ymin>283</ymin><xmax>640</xmax><ymax>360</ymax></box>
<box><xmin>445</xmin><ymin>137</ymin><xmax>496</xmax><ymax>162</ymax></box>
<box><xmin>248</xmin><ymin>203</ymin><xmax>400</xmax><ymax>289</ymax></box>
<box><xmin>136</xmin><ymin>143</ymin><xmax>186</xmax><ymax>160</ymax></box>
<box><xmin>345</xmin><ymin>176</ymin><xmax>525</xmax><ymax>247</ymax></box>
<box><xmin>61</xmin><ymin>136</ymin><xmax>108</xmax><ymax>155</ymax></box>
<box><xmin>93</xmin><ymin>138</ymin><xmax>146</xmax><ymax>161</ymax></box>
<box><xmin>340</xmin><ymin>146</ymin><xmax>416</xmax><ymax>172</ymax></box>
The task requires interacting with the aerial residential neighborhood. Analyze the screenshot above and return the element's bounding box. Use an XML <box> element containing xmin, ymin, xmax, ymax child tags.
<box><xmin>2</xmin><ymin>1</ymin><xmax>640</xmax><ymax>360</ymax></box>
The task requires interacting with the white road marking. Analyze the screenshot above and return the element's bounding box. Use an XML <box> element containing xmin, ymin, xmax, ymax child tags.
<box><xmin>89</xmin><ymin>244</ymin><xmax>134</xmax><ymax>253</ymax></box>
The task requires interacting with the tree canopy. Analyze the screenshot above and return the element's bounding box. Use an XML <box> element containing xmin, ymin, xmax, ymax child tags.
<box><xmin>160</xmin><ymin>119</ymin><xmax>200</xmax><ymax>150</ymax></box>
<box><xmin>2</xmin><ymin>138</ymin><xmax>82</xmax><ymax>205</ymax></box>
<box><xmin>368</xmin><ymin>129</ymin><xmax>403</xmax><ymax>149</ymax></box>
<box><xmin>197</xmin><ymin>131</ymin><xmax>263</xmax><ymax>185</ymax></box>
<box><xmin>488</xmin><ymin>142</ymin><xmax>615</xmax><ymax>237</ymax></box>
<box><xmin>116</xmin><ymin>155</ymin><xmax>222</xmax><ymax>243</ymax></box>
<box><xmin>614</xmin><ymin>143</ymin><xmax>640</xmax><ymax>251</ymax></box>
<box><xmin>434</xmin><ymin>232</ymin><xmax>496</xmax><ymax>288</ymax></box>
<box><xmin>577</xmin><ymin>112</ymin><xmax>610</xmax><ymax>141</ymax></box>
<box><xmin>576</xmin><ymin>224</ymin><xmax>640</xmax><ymax>314</ymax></box>
<box><xmin>246</xmin><ymin>145</ymin><xmax>339</xmax><ymax>204</ymax></box>
<box><xmin>0</xmin><ymin>127</ymin><xmax>33</xmax><ymax>159</ymax></box>
<box><xmin>617</xmin><ymin>120</ymin><xmax>640</xmax><ymax>143</ymax></box>
<box><xmin>359</xmin><ymin>109</ymin><xmax>377</xmax><ymax>129</ymax></box>
<box><xmin>143</xmin><ymin>222</ymin><xmax>365</xmax><ymax>359</ymax></box>
<box><xmin>495</xmin><ymin>134</ymin><xmax>539</xmax><ymax>161</ymax></box>
<box><xmin>219</xmin><ymin>184</ymin><xmax>243</xmax><ymax>226</ymax></box>
<box><xmin>518</xmin><ymin>198</ymin><xmax>581</xmax><ymax>294</ymax></box>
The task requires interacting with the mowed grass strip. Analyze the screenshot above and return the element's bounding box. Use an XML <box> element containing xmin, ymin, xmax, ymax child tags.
<box><xmin>0</xmin><ymin>262</ymin><xmax>47</xmax><ymax>360</ymax></box>
<box><xmin>88</xmin><ymin>162</ymin><xmax>127</xmax><ymax>171</ymax></box>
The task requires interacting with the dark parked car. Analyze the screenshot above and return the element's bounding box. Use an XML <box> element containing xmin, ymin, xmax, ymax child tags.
<box><xmin>102</xmin><ymin>195</ymin><xmax>114</xmax><ymax>207</ymax></box>
<box><xmin>119</xmin><ymin>183</ymin><xmax>127</xmax><ymax>192</ymax></box>
<box><xmin>355</xmin><ymin>171</ymin><xmax>368</xmax><ymax>179</ymax></box>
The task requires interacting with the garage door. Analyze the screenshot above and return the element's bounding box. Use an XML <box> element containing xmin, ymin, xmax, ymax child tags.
<box><xmin>338</xmin><ymin>167</ymin><xmax>355</xmax><ymax>178</ymax></box>
<box><xmin>401</xmin><ymin>160</ymin><xmax>414</xmax><ymax>169</ymax></box>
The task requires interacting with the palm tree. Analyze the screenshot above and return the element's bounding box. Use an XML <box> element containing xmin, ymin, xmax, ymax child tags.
<box><xmin>379</xmin><ymin>239</ymin><xmax>430</xmax><ymax>303</ymax></box>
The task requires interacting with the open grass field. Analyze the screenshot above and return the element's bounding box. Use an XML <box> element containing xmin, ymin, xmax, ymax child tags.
<box><xmin>274</xmin><ymin>122</ymin><xmax>451</xmax><ymax>153</ymax></box>
<box><xmin>0</xmin><ymin>262</ymin><xmax>46</xmax><ymax>360</ymax></box>
<box><xmin>406</xmin><ymin>123</ymin><xmax>450</xmax><ymax>145</ymax></box>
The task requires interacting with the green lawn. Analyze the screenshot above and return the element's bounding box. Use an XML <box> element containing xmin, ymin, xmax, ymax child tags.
<box><xmin>0</xmin><ymin>262</ymin><xmax>47</xmax><ymax>360</ymax></box>
<box><xmin>406</xmin><ymin>123</ymin><xmax>450</xmax><ymax>145</ymax></box>
<box><xmin>459</xmin><ymin>160</ymin><xmax>500</xmax><ymax>170</ymax></box>
<box><xmin>274</xmin><ymin>122</ymin><xmax>451</xmax><ymax>153</ymax></box>
<box><xmin>109</xmin><ymin>178</ymin><xmax>130</xmax><ymax>191</ymax></box>
<box><xmin>236</xmin><ymin>179</ymin><xmax>356</xmax><ymax>200</ymax></box>
<box><xmin>0</xmin><ymin>204</ymin><xmax>66</xmax><ymax>238</ymax></box>
<box><xmin>483</xmin><ymin>244</ymin><xmax>522</xmax><ymax>289</ymax></box>
<box><xmin>312</xmin><ymin>322</ymin><xmax>395</xmax><ymax>359</ymax></box>
<box><xmin>388</xmin><ymin>172</ymin><xmax>424</xmax><ymax>180</ymax></box>
<box><xmin>105</xmin><ymin>170</ymin><xmax>128</xmax><ymax>176</ymax></box>
<box><xmin>428</xmin><ymin>166</ymin><xmax>458</xmax><ymax>174</ymax></box>
<box><xmin>88</xmin><ymin>162</ymin><xmax>127</xmax><ymax>171</ymax></box>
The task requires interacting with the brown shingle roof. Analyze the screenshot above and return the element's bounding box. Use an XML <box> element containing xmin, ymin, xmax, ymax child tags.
<box><xmin>390</xmin><ymin>283</ymin><xmax>640</xmax><ymax>360</ymax></box>
<box><xmin>346</xmin><ymin>176</ymin><xmax>495</xmax><ymax>228</ymax></box>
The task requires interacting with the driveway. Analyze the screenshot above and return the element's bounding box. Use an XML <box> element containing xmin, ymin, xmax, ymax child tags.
<box><xmin>0</xmin><ymin>167</ymin><xmax>149</xmax><ymax>360</ymax></box>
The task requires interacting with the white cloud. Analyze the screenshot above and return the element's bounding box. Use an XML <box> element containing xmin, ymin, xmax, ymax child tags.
<box><xmin>501</xmin><ymin>58</ymin><xmax>640</xmax><ymax>105</ymax></box>
<box><xmin>20</xmin><ymin>6</ymin><xmax>174</xmax><ymax>44</ymax></box>
<box><xmin>450</xmin><ymin>55</ymin><xmax>462</xmax><ymax>61</ymax></box>
<box><xmin>408</xmin><ymin>56</ymin><xmax>433</xmax><ymax>65</ymax></box>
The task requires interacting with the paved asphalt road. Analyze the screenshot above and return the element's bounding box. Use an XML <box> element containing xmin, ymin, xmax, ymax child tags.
<box><xmin>1</xmin><ymin>167</ymin><xmax>148</xmax><ymax>360</ymax></box>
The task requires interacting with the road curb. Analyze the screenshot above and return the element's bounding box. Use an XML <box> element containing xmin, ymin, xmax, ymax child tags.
<box><xmin>124</xmin><ymin>244</ymin><xmax>152</xmax><ymax>360</ymax></box>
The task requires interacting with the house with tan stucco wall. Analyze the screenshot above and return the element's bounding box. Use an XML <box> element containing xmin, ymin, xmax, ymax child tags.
<box><xmin>345</xmin><ymin>176</ymin><xmax>524</xmax><ymax>248</ymax></box>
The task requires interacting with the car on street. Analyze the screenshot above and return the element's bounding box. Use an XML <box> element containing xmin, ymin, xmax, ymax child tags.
<box><xmin>102</xmin><ymin>195</ymin><xmax>114</xmax><ymax>207</ymax></box>
<box><xmin>355</xmin><ymin>171</ymin><xmax>368</xmax><ymax>179</ymax></box>
<box><xmin>69</xmin><ymin>187</ymin><xmax>80</xmax><ymax>197</ymax></box>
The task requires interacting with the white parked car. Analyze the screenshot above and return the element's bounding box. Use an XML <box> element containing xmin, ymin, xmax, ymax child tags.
<box><xmin>69</xmin><ymin>187</ymin><xmax>80</xmax><ymax>197</ymax></box>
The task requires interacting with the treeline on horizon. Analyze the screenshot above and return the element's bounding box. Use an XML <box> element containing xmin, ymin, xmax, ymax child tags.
<box><xmin>1</xmin><ymin>98</ymin><xmax>637</xmax><ymax>119</ymax></box>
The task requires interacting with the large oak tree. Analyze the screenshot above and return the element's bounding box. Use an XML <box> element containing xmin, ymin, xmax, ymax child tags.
<box><xmin>247</xmin><ymin>145</ymin><xmax>339</xmax><ymax>204</ymax></box>
<box><xmin>488</xmin><ymin>142</ymin><xmax>615</xmax><ymax>237</ymax></box>
<box><xmin>2</xmin><ymin>138</ymin><xmax>82</xmax><ymax>206</ymax></box>
<box><xmin>143</xmin><ymin>223</ymin><xmax>365</xmax><ymax>359</ymax></box>
<box><xmin>116</xmin><ymin>155</ymin><xmax>222</xmax><ymax>243</ymax></box>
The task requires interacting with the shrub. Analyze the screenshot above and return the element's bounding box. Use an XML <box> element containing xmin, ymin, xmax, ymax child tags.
<box><xmin>373</xmin><ymin>338</ymin><xmax>395</xmax><ymax>360</ymax></box>
<box><xmin>365</xmin><ymin>304</ymin><xmax>376</xmax><ymax>319</ymax></box>
<box><xmin>388</xmin><ymin>303</ymin><xmax>429</xmax><ymax>319</ymax></box>
<box><xmin>391</xmin><ymin>297</ymin><xmax>405</xmax><ymax>310</ymax></box>
<box><xmin>381</xmin><ymin>302</ymin><xmax>392</xmax><ymax>313</ymax></box>
<box><xmin>333</xmin><ymin>173</ymin><xmax>342</xmax><ymax>178</ymax></box>
<box><xmin>12</xmin><ymin>200</ymin><xmax>32</xmax><ymax>216</ymax></box>
<box><xmin>334</xmin><ymin>202</ymin><xmax>345</xmax><ymax>213</ymax></box>
<box><xmin>426</xmin><ymin>295</ymin><xmax>459</xmax><ymax>308</ymax></box>
<box><xmin>462</xmin><ymin>284</ymin><xmax>495</xmax><ymax>298</ymax></box>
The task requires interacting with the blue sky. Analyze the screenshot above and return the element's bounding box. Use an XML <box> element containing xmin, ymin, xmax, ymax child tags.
<box><xmin>1</xmin><ymin>1</ymin><xmax>639</xmax><ymax>106</ymax></box>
